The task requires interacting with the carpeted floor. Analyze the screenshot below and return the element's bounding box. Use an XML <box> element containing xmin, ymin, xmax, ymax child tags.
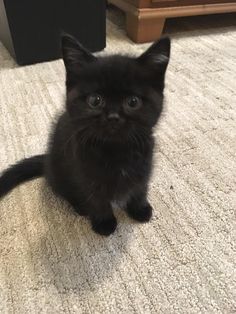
<box><xmin>0</xmin><ymin>8</ymin><xmax>236</xmax><ymax>314</ymax></box>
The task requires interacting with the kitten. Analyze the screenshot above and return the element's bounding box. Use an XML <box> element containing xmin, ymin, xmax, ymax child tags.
<box><xmin>0</xmin><ymin>34</ymin><xmax>170</xmax><ymax>236</ymax></box>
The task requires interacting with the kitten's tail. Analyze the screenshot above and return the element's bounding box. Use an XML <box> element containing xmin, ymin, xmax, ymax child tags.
<box><xmin>0</xmin><ymin>154</ymin><xmax>45</xmax><ymax>198</ymax></box>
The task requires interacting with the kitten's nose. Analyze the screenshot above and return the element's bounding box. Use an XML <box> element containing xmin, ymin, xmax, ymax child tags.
<box><xmin>107</xmin><ymin>113</ymin><xmax>120</xmax><ymax>123</ymax></box>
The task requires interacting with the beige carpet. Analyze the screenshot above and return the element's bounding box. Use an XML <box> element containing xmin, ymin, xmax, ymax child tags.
<box><xmin>0</xmin><ymin>9</ymin><xmax>236</xmax><ymax>314</ymax></box>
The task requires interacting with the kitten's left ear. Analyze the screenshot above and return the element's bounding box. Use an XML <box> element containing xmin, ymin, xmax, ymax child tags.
<box><xmin>138</xmin><ymin>37</ymin><xmax>171</xmax><ymax>73</ymax></box>
<box><xmin>61</xmin><ymin>33</ymin><xmax>97</xmax><ymax>87</ymax></box>
<box><xmin>61</xmin><ymin>33</ymin><xmax>96</xmax><ymax>68</ymax></box>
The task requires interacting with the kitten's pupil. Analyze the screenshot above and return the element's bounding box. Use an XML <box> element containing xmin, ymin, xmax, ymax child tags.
<box><xmin>126</xmin><ymin>96</ymin><xmax>142</xmax><ymax>109</ymax></box>
<box><xmin>129</xmin><ymin>97</ymin><xmax>138</xmax><ymax>107</ymax></box>
<box><xmin>87</xmin><ymin>94</ymin><xmax>103</xmax><ymax>108</ymax></box>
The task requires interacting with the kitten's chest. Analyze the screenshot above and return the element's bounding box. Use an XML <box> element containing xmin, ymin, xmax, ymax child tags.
<box><xmin>79</xmin><ymin>146</ymin><xmax>151</xmax><ymax>197</ymax></box>
<box><xmin>101</xmin><ymin>150</ymin><xmax>144</xmax><ymax>178</ymax></box>
<box><xmin>97</xmin><ymin>150</ymin><xmax>149</xmax><ymax>189</ymax></box>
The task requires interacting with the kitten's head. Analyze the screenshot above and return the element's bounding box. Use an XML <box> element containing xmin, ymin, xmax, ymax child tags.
<box><xmin>61</xmin><ymin>34</ymin><xmax>170</xmax><ymax>144</ymax></box>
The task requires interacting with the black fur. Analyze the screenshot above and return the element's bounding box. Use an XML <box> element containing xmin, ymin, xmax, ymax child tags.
<box><xmin>0</xmin><ymin>34</ymin><xmax>170</xmax><ymax>236</ymax></box>
<box><xmin>0</xmin><ymin>155</ymin><xmax>44</xmax><ymax>197</ymax></box>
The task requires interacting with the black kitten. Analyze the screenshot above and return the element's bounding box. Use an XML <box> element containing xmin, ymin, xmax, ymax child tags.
<box><xmin>0</xmin><ymin>34</ymin><xmax>170</xmax><ymax>236</ymax></box>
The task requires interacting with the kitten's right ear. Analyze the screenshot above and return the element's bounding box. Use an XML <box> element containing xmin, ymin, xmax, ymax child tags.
<box><xmin>61</xmin><ymin>33</ymin><xmax>96</xmax><ymax>85</ymax></box>
<box><xmin>138</xmin><ymin>37</ymin><xmax>171</xmax><ymax>74</ymax></box>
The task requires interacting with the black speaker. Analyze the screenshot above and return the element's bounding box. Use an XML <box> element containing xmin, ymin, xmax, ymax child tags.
<box><xmin>0</xmin><ymin>0</ymin><xmax>106</xmax><ymax>65</ymax></box>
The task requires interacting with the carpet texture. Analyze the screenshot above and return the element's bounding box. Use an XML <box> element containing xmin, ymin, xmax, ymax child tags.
<box><xmin>0</xmin><ymin>9</ymin><xmax>236</xmax><ymax>314</ymax></box>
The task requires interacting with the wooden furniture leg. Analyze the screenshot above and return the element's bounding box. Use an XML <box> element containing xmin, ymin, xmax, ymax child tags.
<box><xmin>109</xmin><ymin>0</ymin><xmax>236</xmax><ymax>43</ymax></box>
<box><xmin>126</xmin><ymin>12</ymin><xmax>165</xmax><ymax>43</ymax></box>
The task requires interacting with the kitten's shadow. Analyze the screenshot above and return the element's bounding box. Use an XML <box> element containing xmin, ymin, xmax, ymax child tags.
<box><xmin>37</xmin><ymin>181</ymin><xmax>134</xmax><ymax>294</ymax></box>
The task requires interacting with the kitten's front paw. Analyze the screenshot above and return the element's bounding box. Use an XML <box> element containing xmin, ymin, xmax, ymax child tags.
<box><xmin>126</xmin><ymin>203</ymin><xmax>153</xmax><ymax>222</ymax></box>
<box><xmin>91</xmin><ymin>216</ymin><xmax>117</xmax><ymax>236</ymax></box>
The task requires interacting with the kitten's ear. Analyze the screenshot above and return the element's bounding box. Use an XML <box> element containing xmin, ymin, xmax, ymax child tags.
<box><xmin>138</xmin><ymin>37</ymin><xmax>171</xmax><ymax>73</ymax></box>
<box><xmin>61</xmin><ymin>33</ymin><xmax>96</xmax><ymax>86</ymax></box>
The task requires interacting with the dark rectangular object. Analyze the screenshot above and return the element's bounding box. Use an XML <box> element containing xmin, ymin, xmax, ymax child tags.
<box><xmin>0</xmin><ymin>0</ymin><xmax>106</xmax><ymax>65</ymax></box>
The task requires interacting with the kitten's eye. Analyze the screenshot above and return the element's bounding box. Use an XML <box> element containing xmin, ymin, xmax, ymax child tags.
<box><xmin>124</xmin><ymin>96</ymin><xmax>142</xmax><ymax>111</ymax></box>
<box><xmin>87</xmin><ymin>94</ymin><xmax>103</xmax><ymax>109</ymax></box>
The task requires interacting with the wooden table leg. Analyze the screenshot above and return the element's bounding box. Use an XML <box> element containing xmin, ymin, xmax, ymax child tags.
<box><xmin>126</xmin><ymin>12</ymin><xmax>165</xmax><ymax>43</ymax></box>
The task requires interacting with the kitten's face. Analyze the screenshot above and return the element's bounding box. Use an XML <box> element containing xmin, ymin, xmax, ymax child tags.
<box><xmin>62</xmin><ymin>35</ymin><xmax>170</xmax><ymax>144</ymax></box>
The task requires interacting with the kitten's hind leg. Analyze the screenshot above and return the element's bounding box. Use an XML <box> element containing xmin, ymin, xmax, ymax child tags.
<box><xmin>126</xmin><ymin>191</ymin><xmax>153</xmax><ymax>222</ymax></box>
<box><xmin>69</xmin><ymin>200</ymin><xmax>88</xmax><ymax>216</ymax></box>
<box><xmin>55</xmin><ymin>186</ymin><xmax>88</xmax><ymax>216</ymax></box>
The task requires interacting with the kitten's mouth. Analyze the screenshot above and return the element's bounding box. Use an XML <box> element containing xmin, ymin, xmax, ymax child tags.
<box><xmin>107</xmin><ymin>122</ymin><xmax>126</xmax><ymax>137</ymax></box>
<box><xmin>90</xmin><ymin>118</ymin><xmax>128</xmax><ymax>141</ymax></box>
<box><xmin>100</xmin><ymin>125</ymin><xmax>125</xmax><ymax>142</ymax></box>
<box><xmin>108</xmin><ymin>125</ymin><xmax>120</xmax><ymax>133</ymax></box>
<box><xmin>103</xmin><ymin>120</ymin><xmax>124</xmax><ymax>134</ymax></box>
